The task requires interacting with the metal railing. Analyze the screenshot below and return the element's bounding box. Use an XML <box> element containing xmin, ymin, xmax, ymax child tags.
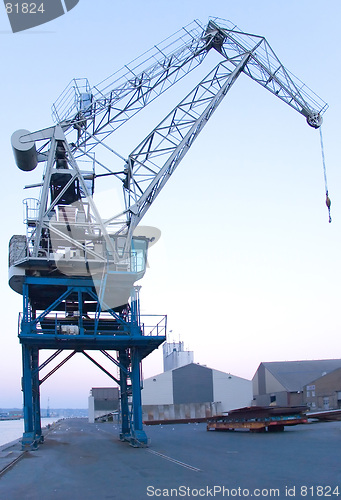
<box><xmin>51</xmin><ymin>20</ymin><xmax>206</xmax><ymax>124</ymax></box>
<box><xmin>51</xmin><ymin>78</ymin><xmax>91</xmax><ymax>124</ymax></box>
<box><xmin>140</xmin><ymin>315</ymin><xmax>167</xmax><ymax>336</ymax></box>
<box><xmin>18</xmin><ymin>312</ymin><xmax>167</xmax><ymax>338</ymax></box>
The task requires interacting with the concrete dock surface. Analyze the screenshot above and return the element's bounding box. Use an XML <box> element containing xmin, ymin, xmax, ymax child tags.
<box><xmin>0</xmin><ymin>418</ymin><xmax>340</xmax><ymax>499</ymax></box>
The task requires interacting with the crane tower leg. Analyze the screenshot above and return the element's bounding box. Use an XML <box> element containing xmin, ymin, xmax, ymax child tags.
<box><xmin>32</xmin><ymin>347</ymin><xmax>43</xmax><ymax>444</ymax></box>
<box><xmin>130</xmin><ymin>347</ymin><xmax>146</xmax><ymax>445</ymax></box>
<box><xmin>118</xmin><ymin>349</ymin><xmax>130</xmax><ymax>439</ymax></box>
<box><xmin>21</xmin><ymin>344</ymin><xmax>35</xmax><ymax>448</ymax></box>
<box><xmin>21</xmin><ymin>345</ymin><xmax>42</xmax><ymax>449</ymax></box>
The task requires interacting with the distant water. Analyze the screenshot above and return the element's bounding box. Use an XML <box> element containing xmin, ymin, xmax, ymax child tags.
<box><xmin>0</xmin><ymin>418</ymin><xmax>58</xmax><ymax>446</ymax></box>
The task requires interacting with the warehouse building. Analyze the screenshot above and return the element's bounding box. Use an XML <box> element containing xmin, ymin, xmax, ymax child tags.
<box><xmin>88</xmin><ymin>387</ymin><xmax>119</xmax><ymax>423</ymax></box>
<box><xmin>252</xmin><ymin>359</ymin><xmax>341</xmax><ymax>407</ymax></box>
<box><xmin>303</xmin><ymin>367</ymin><xmax>341</xmax><ymax>411</ymax></box>
<box><xmin>142</xmin><ymin>361</ymin><xmax>252</xmax><ymax>422</ymax></box>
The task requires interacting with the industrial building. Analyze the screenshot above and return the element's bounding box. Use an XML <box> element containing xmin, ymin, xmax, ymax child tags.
<box><xmin>142</xmin><ymin>343</ymin><xmax>252</xmax><ymax>422</ymax></box>
<box><xmin>303</xmin><ymin>367</ymin><xmax>341</xmax><ymax>411</ymax></box>
<box><xmin>88</xmin><ymin>387</ymin><xmax>119</xmax><ymax>423</ymax></box>
<box><xmin>252</xmin><ymin>359</ymin><xmax>341</xmax><ymax>407</ymax></box>
<box><xmin>86</xmin><ymin>343</ymin><xmax>252</xmax><ymax>424</ymax></box>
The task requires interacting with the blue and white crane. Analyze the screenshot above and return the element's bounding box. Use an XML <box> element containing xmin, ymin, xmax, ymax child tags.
<box><xmin>9</xmin><ymin>18</ymin><xmax>327</xmax><ymax>448</ymax></box>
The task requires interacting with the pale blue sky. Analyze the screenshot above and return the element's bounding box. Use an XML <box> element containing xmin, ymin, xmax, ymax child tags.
<box><xmin>1</xmin><ymin>0</ymin><xmax>340</xmax><ymax>408</ymax></box>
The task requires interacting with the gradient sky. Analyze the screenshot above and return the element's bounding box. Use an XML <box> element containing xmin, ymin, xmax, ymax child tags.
<box><xmin>1</xmin><ymin>0</ymin><xmax>340</xmax><ymax>408</ymax></box>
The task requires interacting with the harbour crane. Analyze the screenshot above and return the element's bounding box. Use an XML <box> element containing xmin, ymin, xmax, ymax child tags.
<box><xmin>9</xmin><ymin>17</ymin><xmax>327</xmax><ymax>448</ymax></box>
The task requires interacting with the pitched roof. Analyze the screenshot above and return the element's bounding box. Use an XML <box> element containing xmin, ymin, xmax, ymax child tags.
<box><xmin>172</xmin><ymin>363</ymin><xmax>251</xmax><ymax>382</ymax></box>
<box><xmin>304</xmin><ymin>366</ymin><xmax>341</xmax><ymax>387</ymax></box>
<box><xmin>262</xmin><ymin>359</ymin><xmax>341</xmax><ymax>392</ymax></box>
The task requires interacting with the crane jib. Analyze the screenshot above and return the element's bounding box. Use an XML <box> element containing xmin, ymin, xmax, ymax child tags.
<box><xmin>11</xmin><ymin>17</ymin><xmax>329</xmax><ymax>260</ymax></box>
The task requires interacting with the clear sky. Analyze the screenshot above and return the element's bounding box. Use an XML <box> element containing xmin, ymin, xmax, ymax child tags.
<box><xmin>1</xmin><ymin>0</ymin><xmax>340</xmax><ymax>408</ymax></box>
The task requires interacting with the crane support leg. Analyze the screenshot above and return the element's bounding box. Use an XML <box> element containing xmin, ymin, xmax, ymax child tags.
<box><xmin>32</xmin><ymin>347</ymin><xmax>43</xmax><ymax>444</ymax></box>
<box><xmin>130</xmin><ymin>347</ymin><xmax>147</xmax><ymax>446</ymax></box>
<box><xmin>118</xmin><ymin>349</ymin><xmax>130</xmax><ymax>439</ymax></box>
<box><xmin>21</xmin><ymin>345</ymin><xmax>42</xmax><ymax>449</ymax></box>
<box><xmin>118</xmin><ymin>347</ymin><xmax>147</xmax><ymax>447</ymax></box>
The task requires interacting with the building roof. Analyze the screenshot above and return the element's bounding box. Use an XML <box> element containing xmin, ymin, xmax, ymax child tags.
<box><xmin>303</xmin><ymin>366</ymin><xmax>341</xmax><ymax>388</ymax></box>
<box><xmin>171</xmin><ymin>362</ymin><xmax>251</xmax><ymax>382</ymax></box>
<box><xmin>261</xmin><ymin>359</ymin><xmax>341</xmax><ymax>392</ymax></box>
<box><xmin>145</xmin><ymin>362</ymin><xmax>251</xmax><ymax>383</ymax></box>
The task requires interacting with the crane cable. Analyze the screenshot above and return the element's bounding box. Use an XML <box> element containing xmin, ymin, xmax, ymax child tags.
<box><xmin>319</xmin><ymin>126</ymin><xmax>332</xmax><ymax>223</ymax></box>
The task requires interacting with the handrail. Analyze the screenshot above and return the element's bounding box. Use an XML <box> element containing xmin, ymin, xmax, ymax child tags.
<box><xmin>18</xmin><ymin>312</ymin><xmax>167</xmax><ymax>337</ymax></box>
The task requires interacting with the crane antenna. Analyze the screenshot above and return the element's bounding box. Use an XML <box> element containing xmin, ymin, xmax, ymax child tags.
<box><xmin>319</xmin><ymin>126</ymin><xmax>332</xmax><ymax>223</ymax></box>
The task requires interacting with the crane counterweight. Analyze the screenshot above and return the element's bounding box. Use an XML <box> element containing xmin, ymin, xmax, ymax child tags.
<box><xmin>11</xmin><ymin>129</ymin><xmax>38</xmax><ymax>172</ymax></box>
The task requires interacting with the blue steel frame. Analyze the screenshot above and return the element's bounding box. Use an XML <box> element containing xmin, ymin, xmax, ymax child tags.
<box><xmin>19</xmin><ymin>274</ymin><xmax>166</xmax><ymax>449</ymax></box>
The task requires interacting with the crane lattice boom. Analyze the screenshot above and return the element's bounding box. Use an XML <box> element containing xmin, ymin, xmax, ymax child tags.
<box><xmin>12</xmin><ymin>17</ymin><xmax>327</xmax><ymax>260</ymax></box>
